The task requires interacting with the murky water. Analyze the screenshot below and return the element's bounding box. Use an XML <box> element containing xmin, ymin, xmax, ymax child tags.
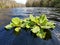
<box><xmin>0</xmin><ymin>7</ymin><xmax>60</xmax><ymax>45</ymax></box>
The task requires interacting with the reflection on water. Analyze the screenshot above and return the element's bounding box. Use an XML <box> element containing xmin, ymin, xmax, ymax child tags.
<box><xmin>0</xmin><ymin>7</ymin><xmax>60</xmax><ymax>45</ymax></box>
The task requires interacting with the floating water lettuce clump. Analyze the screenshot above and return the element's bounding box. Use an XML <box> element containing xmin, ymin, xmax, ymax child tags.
<box><xmin>5</xmin><ymin>14</ymin><xmax>55</xmax><ymax>40</ymax></box>
<box><xmin>5</xmin><ymin>17</ymin><xmax>22</xmax><ymax>32</ymax></box>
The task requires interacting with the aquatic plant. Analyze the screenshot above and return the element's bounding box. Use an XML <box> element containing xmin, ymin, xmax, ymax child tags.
<box><xmin>5</xmin><ymin>17</ymin><xmax>22</xmax><ymax>32</ymax></box>
<box><xmin>5</xmin><ymin>14</ymin><xmax>55</xmax><ymax>40</ymax></box>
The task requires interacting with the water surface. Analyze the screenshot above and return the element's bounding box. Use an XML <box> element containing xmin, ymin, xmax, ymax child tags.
<box><xmin>0</xmin><ymin>7</ymin><xmax>60</xmax><ymax>45</ymax></box>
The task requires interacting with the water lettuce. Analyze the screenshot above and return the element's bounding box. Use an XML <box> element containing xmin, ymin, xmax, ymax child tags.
<box><xmin>5</xmin><ymin>17</ymin><xmax>22</xmax><ymax>32</ymax></box>
<box><xmin>5</xmin><ymin>14</ymin><xmax>55</xmax><ymax>40</ymax></box>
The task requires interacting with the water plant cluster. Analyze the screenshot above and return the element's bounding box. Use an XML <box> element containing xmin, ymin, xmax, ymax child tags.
<box><xmin>5</xmin><ymin>14</ymin><xmax>55</xmax><ymax>40</ymax></box>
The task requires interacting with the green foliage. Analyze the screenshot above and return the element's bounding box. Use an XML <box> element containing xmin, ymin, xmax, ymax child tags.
<box><xmin>31</xmin><ymin>26</ymin><xmax>40</xmax><ymax>33</ymax></box>
<box><xmin>5</xmin><ymin>14</ymin><xmax>55</xmax><ymax>40</ymax></box>
<box><xmin>5</xmin><ymin>17</ymin><xmax>22</xmax><ymax>32</ymax></box>
<box><xmin>26</xmin><ymin>0</ymin><xmax>60</xmax><ymax>7</ymax></box>
<box><xmin>36</xmin><ymin>30</ymin><xmax>46</xmax><ymax>39</ymax></box>
<box><xmin>11</xmin><ymin>17</ymin><xmax>22</xmax><ymax>27</ymax></box>
<box><xmin>15</xmin><ymin>27</ymin><xmax>21</xmax><ymax>32</ymax></box>
<box><xmin>5</xmin><ymin>23</ymin><xmax>13</xmax><ymax>29</ymax></box>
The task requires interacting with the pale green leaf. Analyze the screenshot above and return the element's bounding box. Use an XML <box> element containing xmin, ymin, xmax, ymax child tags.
<box><xmin>12</xmin><ymin>17</ymin><xmax>22</xmax><ymax>26</ymax></box>
<box><xmin>15</xmin><ymin>27</ymin><xmax>21</xmax><ymax>32</ymax></box>
<box><xmin>31</xmin><ymin>26</ymin><xmax>40</xmax><ymax>33</ymax></box>
<box><xmin>36</xmin><ymin>29</ymin><xmax>46</xmax><ymax>39</ymax></box>
<box><xmin>41</xmin><ymin>26</ymin><xmax>51</xmax><ymax>29</ymax></box>
<box><xmin>39</xmin><ymin>14</ymin><xmax>48</xmax><ymax>24</ymax></box>
<box><xmin>30</xmin><ymin>14</ymin><xmax>35</xmax><ymax>22</ymax></box>
<box><xmin>5</xmin><ymin>24</ymin><xmax>13</xmax><ymax>29</ymax></box>
<box><xmin>21</xmin><ymin>23</ymin><xmax>26</xmax><ymax>28</ymax></box>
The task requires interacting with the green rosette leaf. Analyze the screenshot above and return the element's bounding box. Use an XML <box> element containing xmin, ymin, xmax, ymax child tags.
<box><xmin>31</xmin><ymin>26</ymin><xmax>40</xmax><ymax>33</ymax></box>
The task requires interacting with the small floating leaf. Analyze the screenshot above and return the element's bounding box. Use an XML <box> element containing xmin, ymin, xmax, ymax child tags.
<box><xmin>15</xmin><ymin>27</ymin><xmax>21</xmax><ymax>32</ymax></box>
<box><xmin>31</xmin><ymin>26</ymin><xmax>40</xmax><ymax>33</ymax></box>
<box><xmin>5</xmin><ymin>23</ymin><xmax>13</xmax><ymax>29</ymax></box>
<box><xmin>36</xmin><ymin>29</ymin><xmax>46</xmax><ymax>39</ymax></box>
<box><xmin>12</xmin><ymin>17</ymin><xmax>22</xmax><ymax>26</ymax></box>
<box><xmin>39</xmin><ymin>14</ymin><xmax>48</xmax><ymax>24</ymax></box>
<box><xmin>30</xmin><ymin>14</ymin><xmax>35</xmax><ymax>22</ymax></box>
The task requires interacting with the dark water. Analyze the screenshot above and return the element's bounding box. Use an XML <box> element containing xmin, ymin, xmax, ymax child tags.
<box><xmin>0</xmin><ymin>7</ymin><xmax>60</xmax><ymax>45</ymax></box>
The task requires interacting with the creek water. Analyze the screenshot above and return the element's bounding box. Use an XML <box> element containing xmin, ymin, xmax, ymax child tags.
<box><xmin>0</xmin><ymin>7</ymin><xmax>60</xmax><ymax>45</ymax></box>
